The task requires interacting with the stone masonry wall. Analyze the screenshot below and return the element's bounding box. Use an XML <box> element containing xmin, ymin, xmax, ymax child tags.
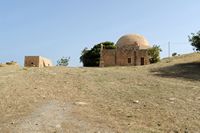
<box><xmin>24</xmin><ymin>56</ymin><xmax>40</xmax><ymax>67</ymax></box>
<box><xmin>116</xmin><ymin>47</ymin><xmax>136</xmax><ymax>66</ymax></box>
<box><xmin>39</xmin><ymin>57</ymin><xmax>53</xmax><ymax>67</ymax></box>
<box><xmin>136</xmin><ymin>50</ymin><xmax>150</xmax><ymax>65</ymax></box>
<box><xmin>100</xmin><ymin>46</ymin><xmax>150</xmax><ymax>67</ymax></box>
<box><xmin>102</xmin><ymin>49</ymin><xmax>116</xmax><ymax>67</ymax></box>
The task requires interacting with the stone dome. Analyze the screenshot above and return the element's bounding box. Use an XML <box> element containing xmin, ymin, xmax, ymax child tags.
<box><xmin>116</xmin><ymin>34</ymin><xmax>150</xmax><ymax>49</ymax></box>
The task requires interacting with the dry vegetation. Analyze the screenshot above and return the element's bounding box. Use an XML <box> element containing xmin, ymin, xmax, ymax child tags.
<box><xmin>0</xmin><ymin>53</ymin><xmax>200</xmax><ymax>133</ymax></box>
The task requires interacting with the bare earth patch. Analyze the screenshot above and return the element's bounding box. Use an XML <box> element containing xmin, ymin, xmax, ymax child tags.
<box><xmin>10</xmin><ymin>101</ymin><xmax>114</xmax><ymax>133</ymax></box>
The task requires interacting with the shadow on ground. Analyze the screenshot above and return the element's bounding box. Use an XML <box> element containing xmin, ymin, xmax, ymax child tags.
<box><xmin>151</xmin><ymin>62</ymin><xmax>200</xmax><ymax>81</ymax></box>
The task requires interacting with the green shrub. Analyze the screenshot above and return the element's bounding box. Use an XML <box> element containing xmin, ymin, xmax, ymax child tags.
<box><xmin>148</xmin><ymin>45</ymin><xmax>162</xmax><ymax>63</ymax></box>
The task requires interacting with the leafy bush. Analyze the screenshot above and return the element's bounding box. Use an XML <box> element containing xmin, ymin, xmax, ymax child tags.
<box><xmin>57</xmin><ymin>57</ymin><xmax>70</xmax><ymax>66</ymax></box>
<box><xmin>148</xmin><ymin>45</ymin><xmax>162</xmax><ymax>63</ymax></box>
<box><xmin>189</xmin><ymin>31</ymin><xmax>200</xmax><ymax>51</ymax></box>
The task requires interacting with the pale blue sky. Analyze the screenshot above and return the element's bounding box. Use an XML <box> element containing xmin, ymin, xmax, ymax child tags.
<box><xmin>0</xmin><ymin>0</ymin><xmax>200</xmax><ymax>66</ymax></box>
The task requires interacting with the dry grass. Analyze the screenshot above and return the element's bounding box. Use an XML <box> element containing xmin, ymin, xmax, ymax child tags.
<box><xmin>0</xmin><ymin>53</ymin><xmax>200</xmax><ymax>133</ymax></box>
<box><xmin>0</xmin><ymin>64</ymin><xmax>6</xmax><ymax>67</ymax></box>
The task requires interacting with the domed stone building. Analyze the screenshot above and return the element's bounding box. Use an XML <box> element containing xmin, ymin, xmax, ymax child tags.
<box><xmin>100</xmin><ymin>34</ymin><xmax>151</xmax><ymax>67</ymax></box>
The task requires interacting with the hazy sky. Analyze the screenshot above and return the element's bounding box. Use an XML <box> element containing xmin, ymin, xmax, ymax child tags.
<box><xmin>0</xmin><ymin>0</ymin><xmax>200</xmax><ymax>66</ymax></box>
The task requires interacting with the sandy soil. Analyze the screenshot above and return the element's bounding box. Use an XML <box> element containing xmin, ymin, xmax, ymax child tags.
<box><xmin>0</xmin><ymin>53</ymin><xmax>200</xmax><ymax>133</ymax></box>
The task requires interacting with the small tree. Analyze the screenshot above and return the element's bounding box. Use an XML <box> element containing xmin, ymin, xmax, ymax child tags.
<box><xmin>148</xmin><ymin>45</ymin><xmax>162</xmax><ymax>63</ymax></box>
<box><xmin>57</xmin><ymin>57</ymin><xmax>70</xmax><ymax>66</ymax></box>
<box><xmin>189</xmin><ymin>31</ymin><xmax>200</xmax><ymax>51</ymax></box>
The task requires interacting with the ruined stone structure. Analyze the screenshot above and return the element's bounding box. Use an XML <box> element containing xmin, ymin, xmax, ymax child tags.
<box><xmin>100</xmin><ymin>34</ymin><xmax>150</xmax><ymax>67</ymax></box>
<box><xmin>24</xmin><ymin>56</ymin><xmax>53</xmax><ymax>67</ymax></box>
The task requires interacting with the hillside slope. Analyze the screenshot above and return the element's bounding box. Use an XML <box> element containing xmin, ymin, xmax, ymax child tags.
<box><xmin>0</xmin><ymin>53</ymin><xmax>200</xmax><ymax>133</ymax></box>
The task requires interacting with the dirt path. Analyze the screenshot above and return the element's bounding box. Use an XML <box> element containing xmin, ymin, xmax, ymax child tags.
<box><xmin>12</xmin><ymin>101</ymin><xmax>114</xmax><ymax>133</ymax></box>
<box><xmin>14</xmin><ymin>101</ymin><xmax>66</xmax><ymax>133</ymax></box>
